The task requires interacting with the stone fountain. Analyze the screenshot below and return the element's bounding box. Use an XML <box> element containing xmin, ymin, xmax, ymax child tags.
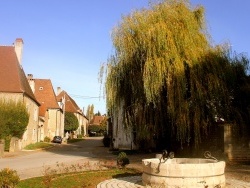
<box><xmin>142</xmin><ymin>151</ymin><xmax>225</xmax><ymax>187</ymax></box>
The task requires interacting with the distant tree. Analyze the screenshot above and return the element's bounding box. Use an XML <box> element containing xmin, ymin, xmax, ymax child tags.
<box><xmin>86</xmin><ymin>104</ymin><xmax>95</xmax><ymax>121</ymax></box>
<box><xmin>64</xmin><ymin>112</ymin><xmax>78</xmax><ymax>132</ymax></box>
<box><xmin>95</xmin><ymin>111</ymin><xmax>101</xmax><ymax>116</ymax></box>
<box><xmin>90</xmin><ymin>104</ymin><xmax>94</xmax><ymax>120</ymax></box>
<box><xmin>86</xmin><ymin>105</ymin><xmax>90</xmax><ymax>119</ymax></box>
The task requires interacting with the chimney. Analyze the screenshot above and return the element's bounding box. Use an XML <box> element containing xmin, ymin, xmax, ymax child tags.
<box><xmin>14</xmin><ymin>38</ymin><xmax>24</xmax><ymax>65</ymax></box>
<box><xmin>27</xmin><ymin>74</ymin><xmax>35</xmax><ymax>93</ymax></box>
<box><xmin>27</xmin><ymin>74</ymin><xmax>33</xmax><ymax>80</ymax></box>
<box><xmin>57</xmin><ymin>87</ymin><xmax>62</xmax><ymax>95</ymax></box>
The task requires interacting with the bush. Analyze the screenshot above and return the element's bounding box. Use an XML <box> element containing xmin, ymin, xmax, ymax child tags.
<box><xmin>4</xmin><ymin>136</ymin><xmax>11</xmax><ymax>151</ymax></box>
<box><xmin>0</xmin><ymin>100</ymin><xmax>29</xmax><ymax>139</ymax></box>
<box><xmin>65</xmin><ymin>112</ymin><xmax>79</xmax><ymax>132</ymax></box>
<box><xmin>44</xmin><ymin>136</ymin><xmax>51</xmax><ymax>143</ymax></box>
<box><xmin>0</xmin><ymin>168</ymin><xmax>20</xmax><ymax>188</ymax></box>
<box><xmin>117</xmin><ymin>152</ymin><xmax>130</xmax><ymax>168</ymax></box>
<box><xmin>77</xmin><ymin>134</ymin><xmax>83</xmax><ymax>139</ymax></box>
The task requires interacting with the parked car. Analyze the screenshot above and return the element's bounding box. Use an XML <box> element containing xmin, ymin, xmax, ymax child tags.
<box><xmin>88</xmin><ymin>131</ymin><xmax>97</xmax><ymax>137</ymax></box>
<box><xmin>52</xmin><ymin>136</ymin><xmax>62</xmax><ymax>144</ymax></box>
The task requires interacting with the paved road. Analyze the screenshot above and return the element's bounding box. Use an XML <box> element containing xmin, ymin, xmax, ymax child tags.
<box><xmin>0</xmin><ymin>137</ymin><xmax>115</xmax><ymax>179</ymax></box>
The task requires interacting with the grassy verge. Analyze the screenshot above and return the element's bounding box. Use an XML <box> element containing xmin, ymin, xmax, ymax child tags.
<box><xmin>67</xmin><ymin>138</ymin><xmax>84</xmax><ymax>143</ymax></box>
<box><xmin>24</xmin><ymin>142</ymin><xmax>52</xmax><ymax>150</ymax></box>
<box><xmin>17</xmin><ymin>168</ymin><xmax>141</xmax><ymax>188</ymax></box>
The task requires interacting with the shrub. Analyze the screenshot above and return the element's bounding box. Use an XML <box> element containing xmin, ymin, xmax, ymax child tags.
<box><xmin>117</xmin><ymin>152</ymin><xmax>130</xmax><ymax>168</ymax></box>
<box><xmin>77</xmin><ymin>134</ymin><xmax>83</xmax><ymax>139</ymax></box>
<box><xmin>0</xmin><ymin>168</ymin><xmax>20</xmax><ymax>188</ymax></box>
<box><xmin>4</xmin><ymin>136</ymin><xmax>11</xmax><ymax>151</ymax></box>
<box><xmin>0</xmin><ymin>99</ymin><xmax>29</xmax><ymax>139</ymax></box>
<box><xmin>44</xmin><ymin>136</ymin><xmax>51</xmax><ymax>143</ymax></box>
<box><xmin>64</xmin><ymin>112</ymin><xmax>79</xmax><ymax>132</ymax></box>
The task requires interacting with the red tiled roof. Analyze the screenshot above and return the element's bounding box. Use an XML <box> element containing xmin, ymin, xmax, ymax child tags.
<box><xmin>0</xmin><ymin>45</ymin><xmax>39</xmax><ymax>104</ymax></box>
<box><xmin>33</xmin><ymin>79</ymin><xmax>60</xmax><ymax>116</ymax></box>
<box><xmin>57</xmin><ymin>90</ymin><xmax>83</xmax><ymax>114</ymax></box>
<box><xmin>90</xmin><ymin>116</ymin><xmax>105</xmax><ymax>125</ymax></box>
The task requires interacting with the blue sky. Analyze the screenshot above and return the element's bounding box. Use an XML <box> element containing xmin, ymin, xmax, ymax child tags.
<box><xmin>0</xmin><ymin>1</ymin><xmax>249</xmax><ymax>115</ymax></box>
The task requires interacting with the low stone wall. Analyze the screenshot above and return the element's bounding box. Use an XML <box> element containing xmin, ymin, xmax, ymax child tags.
<box><xmin>9</xmin><ymin>137</ymin><xmax>21</xmax><ymax>152</ymax></box>
<box><xmin>227</xmin><ymin>144</ymin><xmax>250</xmax><ymax>163</ymax></box>
<box><xmin>224</xmin><ymin>125</ymin><xmax>250</xmax><ymax>163</ymax></box>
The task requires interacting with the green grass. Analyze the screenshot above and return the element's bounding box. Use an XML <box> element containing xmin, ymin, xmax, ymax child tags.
<box><xmin>17</xmin><ymin>168</ymin><xmax>141</xmax><ymax>188</ymax></box>
<box><xmin>67</xmin><ymin>138</ymin><xmax>84</xmax><ymax>143</ymax></box>
<box><xmin>23</xmin><ymin>142</ymin><xmax>52</xmax><ymax>150</ymax></box>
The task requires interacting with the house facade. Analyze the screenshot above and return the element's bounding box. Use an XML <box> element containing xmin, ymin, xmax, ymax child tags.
<box><xmin>0</xmin><ymin>38</ymin><xmax>40</xmax><ymax>150</ymax></box>
<box><xmin>27</xmin><ymin>75</ymin><xmax>64</xmax><ymax>141</ymax></box>
<box><xmin>57</xmin><ymin>88</ymin><xmax>88</xmax><ymax>137</ymax></box>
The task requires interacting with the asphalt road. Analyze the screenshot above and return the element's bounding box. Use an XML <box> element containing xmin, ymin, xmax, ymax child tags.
<box><xmin>0</xmin><ymin>137</ymin><xmax>115</xmax><ymax>179</ymax></box>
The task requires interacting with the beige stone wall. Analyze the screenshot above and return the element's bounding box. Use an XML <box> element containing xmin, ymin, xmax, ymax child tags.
<box><xmin>46</xmin><ymin>109</ymin><xmax>63</xmax><ymax>139</ymax></box>
<box><xmin>75</xmin><ymin>113</ymin><xmax>88</xmax><ymax>136</ymax></box>
<box><xmin>0</xmin><ymin>92</ymin><xmax>23</xmax><ymax>102</ymax></box>
<box><xmin>22</xmin><ymin>95</ymin><xmax>39</xmax><ymax>148</ymax></box>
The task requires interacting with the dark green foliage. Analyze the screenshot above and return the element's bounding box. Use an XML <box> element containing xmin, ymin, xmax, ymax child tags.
<box><xmin>0</xmin><ymin>100</ymin><xmax>29</xmax><ymax>139</ymax></box>
<box><xmin>95</xmin><ymin>111</ymin><xmax>101</xmax><ymax>116</ymax></box>
<box><xmin>4</xmin><ymin>136</ymin><xmax>11</xmax><ymax>151</ymax></box>
<box><xmin>88</xmin><ymin>125</ymin><xmax>106</xmax><ymax>135</ymax></box>
<box><xmin>117</xmin><ymin>152</ymin><xmax>130</xmax><ymax>168</ymax></box>
<box><xmin>88</xmin><ymin>125</ymin><xmax>100</xmax><ymax>132</ymax></box>
<box><xmin>64</xmin><ymin>112</ymin><xmax>79</xmax><ymax>132</ymax></box>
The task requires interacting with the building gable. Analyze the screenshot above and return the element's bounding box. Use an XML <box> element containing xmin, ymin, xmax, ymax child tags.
<box><xmin>0</xmin><ymin>39</ymin><xmax>38</xmax><ymax>104</ymax></box>
<box><xmin>28</xmin><ymin>76</ymin><xmax>60</xmax><ymax>116</ymax></box>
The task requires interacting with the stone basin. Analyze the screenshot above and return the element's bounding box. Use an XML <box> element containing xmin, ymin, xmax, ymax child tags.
<box><xmin>142</xmin><ymin>158</ymin><xmax>225</xmax><ymax>188</ymax></box>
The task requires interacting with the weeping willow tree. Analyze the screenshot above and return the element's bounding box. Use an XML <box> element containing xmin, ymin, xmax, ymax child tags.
<box><xmin>102</xmin><ymin>0</ymin><xmax>249</xmax><ymax>150</ymax></box>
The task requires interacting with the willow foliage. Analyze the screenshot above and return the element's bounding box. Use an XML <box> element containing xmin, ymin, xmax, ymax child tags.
<box><xmin>103</xmin><ymin>0</ymin><xmax>249</xmax><ymax>148</ymax></box>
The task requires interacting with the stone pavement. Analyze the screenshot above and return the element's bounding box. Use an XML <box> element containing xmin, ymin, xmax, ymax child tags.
<box><xmin>97</xmin><ymin>175</ymin><xmax>250</xmax><ymax>188</ymax></box>
<box><xmin>97</xmin><ymin>176</ymin><xmax>143</xmax><ymax>188</ymax></box>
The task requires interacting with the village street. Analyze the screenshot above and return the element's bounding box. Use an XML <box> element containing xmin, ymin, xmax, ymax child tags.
<box><xmin>0</xmin><ymin>137</ymin><xmax>116</xmax><ymax>180</ymax></box>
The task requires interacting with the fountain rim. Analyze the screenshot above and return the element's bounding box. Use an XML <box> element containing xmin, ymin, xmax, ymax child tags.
<box><xmin>142</xmin><ymin>157</ymin><xmax>224</xmax><ymax>164</ymax></box>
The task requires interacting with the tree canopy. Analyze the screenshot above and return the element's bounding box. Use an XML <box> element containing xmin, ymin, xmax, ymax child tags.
<box><xmin>64</xmin><ymin>112</ymin><xmax>79</xmax><ymax>132</ymax></box>
<box><xmin>102</xmin><ymin>0</ymin><xmax>250</xmax><ymax>149</ymax></box>
<box><xmin>86</xmin><ymin>104</ymin><xmax>94</xmax><ymax>120</ymax></box>
<box><xmin>0</xmin><ymin>99</ymin><xmax>29</xmax><ymax>139</ymax></box>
